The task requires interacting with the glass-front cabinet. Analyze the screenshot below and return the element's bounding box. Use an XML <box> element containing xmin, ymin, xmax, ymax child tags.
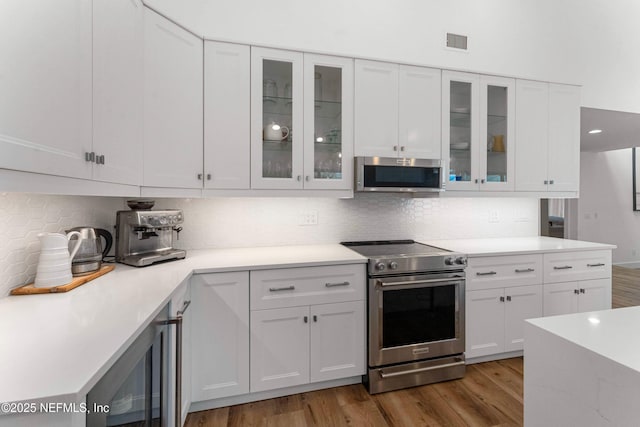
<box><xmin>251</xmin><ymin>48</ymin><xmax>353</xmax><ymax>190</ymax></box>
<box><xmin>442</xmin><ymin>71</ymin><xmax>514</xmax><ymax>191</ymax></box>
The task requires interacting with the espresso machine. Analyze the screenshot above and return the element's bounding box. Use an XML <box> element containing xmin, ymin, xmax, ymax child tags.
<box><xmin>115</xmin><ymin>201</ymin><xmax>186</xmax><ymax>267</ymax></box>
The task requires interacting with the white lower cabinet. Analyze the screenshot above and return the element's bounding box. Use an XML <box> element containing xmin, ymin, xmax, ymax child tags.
<box><xmin>543</xmin><ymin>278</ymin><xmax>611</xmax><ymax>316</ymax></box>
<box><xmin>250</xmin><ymin>265</ymin><xmax>366</xmax><ymax>393</ymax></box>
<box><xmin>466</xmin><ymin>285</ymin><xmax>542</xmax><ymax>359</ymax></box>
<box><xmin>190</xmin><ymin>272</ymin><xmax>249</xmax><ymax>402</ymax></box>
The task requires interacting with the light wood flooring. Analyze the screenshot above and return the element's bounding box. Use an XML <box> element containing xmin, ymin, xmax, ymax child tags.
<box><xmin>185</xmin><ymin>266</ymin><xmax>640</xmax><ymax>427</ymax></box>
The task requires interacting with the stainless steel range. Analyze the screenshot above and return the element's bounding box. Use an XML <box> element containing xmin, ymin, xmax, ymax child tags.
<box><xmin>341</xmin><ymin>240</ymin><xmax>467</xmax><ymax>394</ymax></box>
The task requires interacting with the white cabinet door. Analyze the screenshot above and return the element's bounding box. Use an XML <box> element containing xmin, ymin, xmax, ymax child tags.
<box><xmin>466</xmin><ymin>288</ymin><xmax>505</xmax><ymax>358</ymax></box>
<box><xmin>204</xmin><ymin>41</ymin><xmax>250</xmax><ymax>189</ymax></box>
<box><xmin>143</xmin><ymin>8</ymin><xmax>203</xmax><ymax>188</ymax></box>
<box><xmin>398</xmin><ymin>65</ymin><xmax>441</xmax><ymax>159</ymax></box>
<box><xmin>504</xmin><ymin>285</ymin><xmax>543</xmax><ymax>352</ymax></box>
<box><xmin>543</xmin><ymin>281</ymin><xmax>579</xmax><ymax>316</ymax></box>
<box><xmin>250</xmin><ymin>306</ymin><xmax>310</xmax><ymax>392</ymax></box>
<box><xmin>548</xmin><ymin>83</ymin><xmax>580</xmax><ymax>192</ymax></box>
<box><xmin>190</xmin><ymin>272</ymin><xmax>249</xmax><ymax>402</ymax></box>
<box><xmin>0</xmin><ymin>0</ymin><xmax>92</xmax><ymax>180</ymax></box>
<box><xmin>93</xmin><ymin>0</ymin><xmax>143</xmax><ymax>185</ymax></box>
<box><xmin>442</xmin><ymin>71</ymin><xmax>481</xmax><ymax>191</ymax></box>
<box><xmin>577</xmin><ymin>278</ymin><xmax>611</xmax><ymax>312</ymax></box>
<box><xmin>251</xmin><ymin>47</ymin><xmax>304</xmax><ymax>189</ymax></box>
<box><xmin>310</xmin><ymin>301</ymin><xmax>365</xmax><ymax>382</ymax></box>
<box><xmin>354</xmin><ymin>60</ymin><xmax>399</xmax><ymax>157</ymax></box>
<box><xmin>303</xmin><ymin>54</ymin><xmax>354</xmax><ymax>190</ymax></box>
<box><xmin>515</xmin><ymin>80</ymin><xmax>549</xmax><ymax>192</ymax></box>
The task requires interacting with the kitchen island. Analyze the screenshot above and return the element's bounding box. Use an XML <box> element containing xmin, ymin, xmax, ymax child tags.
<box><xmin>525</xmin><ymin>306</ymin><xmax>640</xmax><ymax>426</ymax></box>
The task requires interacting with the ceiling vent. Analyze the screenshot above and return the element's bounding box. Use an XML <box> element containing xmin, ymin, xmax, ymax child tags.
<box><xmin>446</xmin><ymin>33</ymin><xmax>468</xmax><ymax>50</ymax></box>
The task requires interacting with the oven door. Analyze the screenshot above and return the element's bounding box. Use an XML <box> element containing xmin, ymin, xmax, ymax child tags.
<box><xmin>369</xmin><ymin>272</ymin><xmax>465</xmax><ymax>367</ymax></box>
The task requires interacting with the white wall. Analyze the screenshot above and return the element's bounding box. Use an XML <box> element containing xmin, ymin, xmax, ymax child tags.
<box><xmin>146</xmin><ymin>0</ymin><xmax>640</xmax><ymax>114</ymax></box>
<box><xmin>578</xmin><ymin>149</ymin><xmax>636</xmax><ymax>264</ymax></box>
<box><xmin>0</xmin><ymin>193</ymin><xmax>538</xmax><ymax>296</ymax></box>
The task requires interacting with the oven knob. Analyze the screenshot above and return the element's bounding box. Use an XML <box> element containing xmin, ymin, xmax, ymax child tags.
<box><xmin>445</xmin><ymin>257</ymin><xmax>454</xmax><ymax>266</ymax></box>
<box><xmin>389</xmin><ymin>261</ymin><xmax>398</xmax><ymax>270</ymax></box>
<box><xmin>455</xmin><ymin>257</ymin><xmax>466</xmax><ymax>265</ymax></box>
<box><xmin>375</xmin><ymin>262</ymin><xmax>386</xmax><ymax>271</ymax></box>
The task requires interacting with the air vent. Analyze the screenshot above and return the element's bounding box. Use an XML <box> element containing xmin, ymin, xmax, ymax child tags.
<box><xmin>446</xmin><ymin>33</ymin><xmax>468</xmax><ymax>50</ymax></box>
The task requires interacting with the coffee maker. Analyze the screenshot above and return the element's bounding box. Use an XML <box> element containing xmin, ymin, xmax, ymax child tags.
<box><xmin>115</xmin><ymin>202</ymin><xmax>186</xmax><ymax>267</ymax></box>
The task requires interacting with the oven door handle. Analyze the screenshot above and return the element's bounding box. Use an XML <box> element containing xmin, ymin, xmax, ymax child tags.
<box><xmin>379</xmin><ymin>360</ymin><xmax>466</xmax><ymax>378</ymax></box>
<box><xmin>378</xmin><ymin>276</ymin><xmax>463</xmax><ymax>287</ymax></box>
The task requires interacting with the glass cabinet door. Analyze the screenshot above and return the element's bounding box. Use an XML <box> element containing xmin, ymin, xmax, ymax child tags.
<box><xmin>442</xmin><ymin>71</ymin><xmax>480</xmax><ymax>191</ymax></box>
<box><xmin>303</xmin><ymin>54</ymin><xmax>353</xmax><ymax>190</ymax></box>
<box><xmin>251</xmin><ymin>48</ymin><xmax>303</xmax><ymax>189</ymax></box>
<box><xmin>479</xmin><ymin>76</ymin><xmax>515</xmax><ymax>191</ymax></box>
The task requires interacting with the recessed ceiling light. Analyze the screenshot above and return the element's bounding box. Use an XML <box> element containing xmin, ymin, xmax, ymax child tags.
<box><xmin>588</xmin><ymin>129</ymin><xmax>603</xmax><ymax>134</ymax></box>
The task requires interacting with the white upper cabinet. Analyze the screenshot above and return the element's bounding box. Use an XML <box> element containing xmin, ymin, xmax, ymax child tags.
<box><xmin>443</xmin><ymin>71</ymin><xmax>515</xmax><ymax>192</ymax></box>
<box><xmin>204</xmin><ymin>41</ymin><xmax>251</xmax><ymax>189</ymax></box>
<box><xmin>0</xmin><ymin>0</ymin><xmax>92</xmax><ymax>180</ymax></box>
<box><xmin>398</xmin><ymin>65</ymin><xmax>442</xmax><ymax>159</ymax></box>
<box><xmin>354</xmin><ymin>60</ymin><xmax>399</xmax><ymax>158</ymax></box>
<box><xmin>251</xmin><ymin>47</ymin><xmax>305</xmax><ymax>189</ymax></box>
<box><xmin>303</xmin><ymin>54</ymin><xmax>354</xmax><ymax>190</ymax></box>
<box><xmin>93</xmin><ymin>0</ymin><xmax>144</xmax><ymax>185</ymax></box>
<box><xmin>355</xmin><ymin>61</ymin><xmax>441</xmax><ymax>159</ymax></box>
<box><xmin>515</xmin><ymin>80</ymin><xmax>580</xmax><ymax>194</ymax></box>
<box><xmin>143</xmin><ymin>8</ymin><xmax>203</xmax><ymax>188</ymax></box>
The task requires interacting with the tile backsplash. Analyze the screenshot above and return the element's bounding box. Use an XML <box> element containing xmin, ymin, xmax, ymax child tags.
<box><xmin>0</xmin><ymin>192</ymin><xmax>538</xmax><ymax>296</ymax></box>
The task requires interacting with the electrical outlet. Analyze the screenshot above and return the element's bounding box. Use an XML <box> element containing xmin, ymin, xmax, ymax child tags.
<box><xmin>488</xmin><ymin>210</ymin><xmax>499</xmax><ymax>223</ymax></box>
<box><xmin>299</xmin><ymin>210</ymin><xmax>318</xmax><ymax>226</ymax></box>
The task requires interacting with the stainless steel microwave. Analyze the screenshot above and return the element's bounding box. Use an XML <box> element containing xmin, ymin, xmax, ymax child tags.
<box><xmin>355</xmin><ymin>157</ymin><xmax>444</xmax><ymax>193</ymax></box>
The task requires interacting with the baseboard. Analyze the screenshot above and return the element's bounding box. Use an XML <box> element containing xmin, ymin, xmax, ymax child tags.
<box><xmin>614</xmin><ymin>261</ymin><xmax>640</xmax><ymax>269</ymax></box>
<box><xmin>466</xmin><ymin>350</ymin><xmax>523</xmax><ymax>365</ymax></box>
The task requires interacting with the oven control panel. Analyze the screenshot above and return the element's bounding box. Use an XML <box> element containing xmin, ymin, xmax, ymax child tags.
<box><xmin>370</xmin><ymin>254</ymin><xmax>467</xmax><ymax>275</ymax></box>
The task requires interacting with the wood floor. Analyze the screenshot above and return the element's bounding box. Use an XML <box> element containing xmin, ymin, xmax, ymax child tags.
<box><xmin>185</xmin><ymin>266</ymin><xmax>640</xmax><ymax>427</ymax></box>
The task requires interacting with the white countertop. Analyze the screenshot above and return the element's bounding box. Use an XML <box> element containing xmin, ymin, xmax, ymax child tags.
<box><xmin>424</xmin><ymin>236</ymin><xmax>616</xmax><ymax>256</ymax></box>
<box><xmin>527</xmin><ymin>306</ymin><xmax>640</xmax><ymax>373</ymax></box>
<box><xmin>0</xmin><ymin>244</ymin><xmax>365</xmax><ymax>407</ymax></box>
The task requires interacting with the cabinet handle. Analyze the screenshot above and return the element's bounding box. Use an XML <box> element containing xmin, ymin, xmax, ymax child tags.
<box><xmin>549</xmin><ymin>180</ymin><xmax>555</xmax><ymax>185</ymax></box>
<box><xmin>580</xmin><ymin>288</ymin><xmax>585</xmax><ymax>294</ymax></box>
<box><xmin>325</xmin><ymin>281</ymin><xmax>350</xmax><ymax>288</ymax></box>
<box><xmin>393</xmin><ymin>146</ymin><xmax>398</xmax><ymax>151</ymax></box>
<box><xmin>97</xmin><ymin>154</ymin><xmax>105</xmax><ymax>165</ymax></box>
<box><xmin>304</xmin><ymin>316</ymin><xmax>308</xmax><ymax>323</ymax></box>
<box><xmin>474</xmin><ymin>179</ymin><xmax>479</xmax><ymax>184</ymax></box>
<box><xmin>553</xmin><ymin>266</ymin><xmax>573</xmax><ymax>270</ymax></box>
<box><xmin>544</xmin><ymin>180</ymin><xmax>549</xmax><ymax>185</ymax></box>
<box><xmin>515</xmin><ymin>268</ymin><xmax>535</xmax><ymax>273</ymax></box>
<box><xmin>587</xmin><ymin>263</ymin><xmax>605</xmax><ymax>267</ymax></box>
<box><xmin>499</xmin><ymin>296</ymin><xmax>505</xmax><ymax>302</ymax></box>
<box><xmin>574</xmin><ymin>289</ymin><xmax>580</xmax><ymax>294</ymax></box>
<box><xmin>206</xmin><ymin>173</ymin><xmax>211</xmax><ymax>181</ymax></box>
<box><xmin>476</xmin><ymin>271</ymin><xmax>497</xmax><ymax>276</ymax></box>
<box><xmin>305</xmin><ymin>176</ymin><xmax>309</xmax><ymax>182</ymax></box>
<box><xmin>197</xmin><ymin>173</ymin><xmax>203</xmax><ymax>180</ymax></box>
<box><xmin>400</xmin><ymin>146</ymin><xmax>405</xmax><ymax>152</ymax></box>
<box><xmin>297</xmin><ymin>175</ymin><xmax>302</xmax><ymax>181</ymax></box>
<box><xmin>268</xmin><ymin>285</ymin><xmax>295</xmax><ymax>292</ymax></box>
<box><xmin>313</xmin><ymin>315</ymin><xmax>317</xmax><ymax>322</ymax></box>
<box><xmin>85</xmin><ymin>152</ymin><xmax>95</xmax><ymax>163</ymax></box>
<box><xmin>481</xmin><ymin>178</ymin><xmax>485</xmax><ymax>184</ymax></box>
<box><xmin>506</xmin><ymin>295</ymin><xmax>512</xmax><ymax>302</ymax></box>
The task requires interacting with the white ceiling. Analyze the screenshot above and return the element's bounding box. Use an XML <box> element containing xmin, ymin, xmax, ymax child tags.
<box><xmin>581</xmin><ymin>107</ymin><xmax>640</xmax><ymax>152</ymax></box>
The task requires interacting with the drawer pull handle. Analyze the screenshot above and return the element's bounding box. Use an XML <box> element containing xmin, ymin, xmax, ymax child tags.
<box><xmin>580</xmin><ymin>288</ymin><xmax>585</xmax><ymax>294</ymax></box>
<box><xmin>515</xmin><ymin>268</ymin><xmax>535</xmax><ymax>273</ymax></box>
<box><xmin>553</xmin><ymin>266</ymin><xmax>573</xmax><ymax>270</ymax></box>
<box><xmin>269</xmin><ymin>285</ymin><xmax>295</xmax><ymax>292</ymax></box>
<box><xmin>587</xmin><ymin>263</ymin><xmax>605</xmax><ymax>267</ymax></box>
<box><xmin>325</xmin><ymin>281</ymin><xmax>350</xmax><ymax>288</ymax></box>
<box><xmin>476</xmin><ymin>271</ymin><xmax>497</xmax><ymax>276</ymax></box>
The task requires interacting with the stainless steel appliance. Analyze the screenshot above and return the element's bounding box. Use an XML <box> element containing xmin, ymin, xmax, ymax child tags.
<box><xmin>355</xmin><ymin>157</ymin><xmax>444</xmax><ymax>193</ymax></box>
<box><xmin>115</xmin><ymin>208</ymin><xmax>186</xmax><ymax>267</ymax></box>
<box><xmin>341</xmin><ymin>240</ymin><xmax>466</xmax><ymax>394</ymax></box>
<box><xmin>66</xmin><ymin>227</ymin><xmax>113</xmax><ymax>276</ymax></box>
<box><xmin>86</xmin><ymin>301</ymin><xmax>190</xmax><ymax>426</ymax></box>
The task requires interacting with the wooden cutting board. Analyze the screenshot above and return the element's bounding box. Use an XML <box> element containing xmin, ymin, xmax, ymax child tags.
<box><xmin>10</xmin><ymin>265</ymin><xmax>115</xmax><ymax>295</ymax></box>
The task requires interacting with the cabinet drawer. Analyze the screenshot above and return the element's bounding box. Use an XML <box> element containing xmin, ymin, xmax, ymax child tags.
<box><xmin>467</xmin><ymin>254</ymin><xmax>543</xmax><ymax>290</ymax></box>
<box><xmin>543</xmin><ymin>250</ymin><xmax>611</xmax><ymax>283</ymax></box>
<box><xmin>250</xmin><ymin>264</ymin><xmax>366</xmax><ymax>310</ymax></box>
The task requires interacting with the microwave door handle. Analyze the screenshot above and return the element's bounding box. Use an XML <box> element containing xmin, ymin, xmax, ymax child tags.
<box><xmin>378</xmin><ymin>277</ymin><xmax>463</xmax><ymax>287</ymax></box>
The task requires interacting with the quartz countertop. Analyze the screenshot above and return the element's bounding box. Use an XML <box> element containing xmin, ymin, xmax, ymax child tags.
<box><xmin>424</xmin><ymin>236</ymin><xmax>616</xmax><ymax>257</ymax></box>
<box><xmin>0</xmin><ymin>244</ymin><xmax>366</xmax><ymax>408</ymax></box>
